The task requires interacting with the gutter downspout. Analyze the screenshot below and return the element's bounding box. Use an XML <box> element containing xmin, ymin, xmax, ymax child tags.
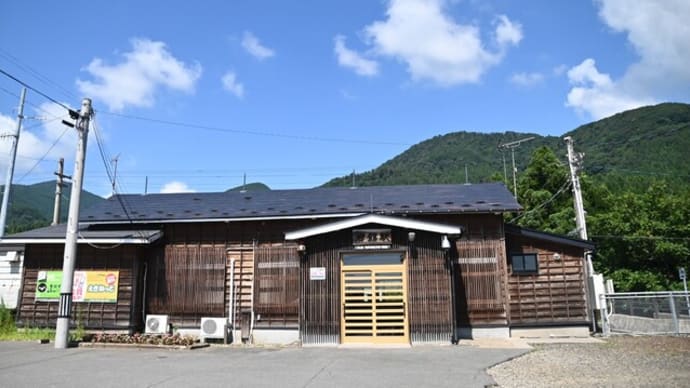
<box><xmin>229</xmin><ymin>258</ymin><xmax>236</xmax><ymax>335</ymax></box>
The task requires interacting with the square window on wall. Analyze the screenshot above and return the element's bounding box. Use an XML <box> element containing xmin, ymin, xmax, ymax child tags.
<box><xmin>511</xmin><ymin>253</ymin><xmax>538</xmax><ymax>275</ymax></box>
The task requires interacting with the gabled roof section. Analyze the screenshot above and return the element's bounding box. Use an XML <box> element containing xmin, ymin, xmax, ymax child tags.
<box><xmin>505</xmin><ymin>224</ymin><xmax>595</xmax><ymax>250</ymax></box>
<box><xmin>80</xmin><ymin>183</ymin><xmax>520</xmax><ymax>224</ymax></box>
<box><xmin>285</xmin><ymin>214</ymin><xmax>462</xmax><ymax>240</ymax></box>
<box><xmin>0</xmin><ymin>224</ymin><xmax>162</xmax><ymax>245</ymax></box>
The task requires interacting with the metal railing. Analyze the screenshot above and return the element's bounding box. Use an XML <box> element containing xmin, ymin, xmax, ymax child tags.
<box><xmin>600</xmin><ymin>291</ymin><xmax>690</xmax><ymax>336</ymax></box>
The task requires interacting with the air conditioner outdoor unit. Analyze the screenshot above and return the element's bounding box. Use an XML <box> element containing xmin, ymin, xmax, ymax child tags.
<box><xmin>145</xmin><ymin>315</ymin><xmax>169</xmax><ymax>334</ymax></box>
<box><xmin>200</xmin><ymin>317</ymin><xmax>227</xmax><ymax>340</ymax></box>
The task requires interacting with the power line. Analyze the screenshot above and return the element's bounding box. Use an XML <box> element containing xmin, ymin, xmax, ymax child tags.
<box><xmin>0</xmin><ymin>48</ymin><xmax>77</xmax><ymax>101</ymax></box>
<box><xmin>591</xmin><ymin>235</ymin><xmax>690</xmax><ymax>241</ymax></box>
<box><xmin>15</xmin><ymin>125</ymin><xmax>70</xmax><ymax>183</ymax></box>
<box><xmin>0</xmin><ymin>68</ymin><xmax>72</xmax><ymax>111</ymax></box>
<box><xmin>101</xmin><ymin>111</ymin><xmax>411</xmax><ymax>146</ymax></box>
<box><xmin>507</xmin><ymin>175</ymin><xmax>572</xmax><ymax>224</ymax></box>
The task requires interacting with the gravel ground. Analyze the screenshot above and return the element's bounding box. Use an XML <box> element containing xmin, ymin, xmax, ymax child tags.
<box><xmin>488</xmin><ymin>336</ymin><xmax>690</xmax><ymax>388</ymax></box>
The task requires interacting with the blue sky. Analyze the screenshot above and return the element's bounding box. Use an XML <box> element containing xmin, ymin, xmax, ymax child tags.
<box><xmin>0</xmin><ymin>0</ymin><xmax>688</xmax><ymax>197</ymax></box>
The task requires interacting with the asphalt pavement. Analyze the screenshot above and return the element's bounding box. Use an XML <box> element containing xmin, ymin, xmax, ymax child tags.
<box><xmin>0</xmin><ymin>341</ymin><xmax>528</xmax><ymax>388</ymax></box>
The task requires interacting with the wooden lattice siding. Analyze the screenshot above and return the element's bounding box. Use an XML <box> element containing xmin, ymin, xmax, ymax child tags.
<box><xmin>226</xmin><ymin>246</ymin><xmax>253</xmax><ymax>330</ymax></box>
<box><xmin>253</xmin><ymin>244</ymin><xmax>299</xmax><ymax>328</ymax></box>
<box><xmin>147</xmin><ymin>245</ymin><xmax>226</xmax><ymax>326</ymax></box>
<box><xmin>407</xmin><ymin>232</ymin><xmax>453</xmax><ymax>343</ymax></box>
<box><xmin>506</xmin><ymin>236</ymin><xmax>588</xmax><ymax>324</ymax></box>
<box><xmin>455</xmin><ymin>238</ymin><xmax>508</xmax><ymax>325</ymax></box>
<box><xmin>300</xmin><ymin>231</ymin><xmax>349</xmax><ymax>345</ymax></box>
<box><xmin>17</xmin><ymin>244</ymin><xmax>139</xmax><ymax>331</ymax></box>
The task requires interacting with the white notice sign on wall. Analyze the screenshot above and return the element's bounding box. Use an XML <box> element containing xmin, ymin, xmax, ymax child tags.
<box><xmin>310</xmin><ymin>267</ymin><xmax>326</xmax><ymax>281</ymax></box>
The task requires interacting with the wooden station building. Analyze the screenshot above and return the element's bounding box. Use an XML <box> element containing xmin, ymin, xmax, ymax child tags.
<box><xmin>3</xmin><ymin>183</ymin><xmax>594</xmax><ymax>345</ymax></box>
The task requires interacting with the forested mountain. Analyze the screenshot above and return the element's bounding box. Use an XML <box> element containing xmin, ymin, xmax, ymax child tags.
<box><xmin>323</xmin><ymin>102</ymin><xmax>690</xmax><ymax>291</ymax></box>
<box><xmin>1</xmin><ymin>182</ymin><xmax>104</xmax><ymax>234</ymax></box>
<box><xmin>324</xmin><ymin>103</ymin><xmax>690</xmax><ymax>190</ymax></box>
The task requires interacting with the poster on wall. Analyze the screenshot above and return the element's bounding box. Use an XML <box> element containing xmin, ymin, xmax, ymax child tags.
<box><xmin>35</xmin><ymin>270</ymin><xmax>119</xmax><ymax>303</ymax></box>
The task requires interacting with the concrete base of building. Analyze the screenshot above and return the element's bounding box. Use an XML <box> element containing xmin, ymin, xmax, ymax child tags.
<box><xmin>251</xmin><ymin>329</ymin><xmax>300</xmax><ymax>345</ymax></box>
<box><xmin>457</xmin><ymin>326</ymin><xmax>510</xmax><ymax>339</ymax></box>
<box><xmin>510</xmin><ymin>325</ymin><xmax>590</xmax><ymax>338</ymax></box>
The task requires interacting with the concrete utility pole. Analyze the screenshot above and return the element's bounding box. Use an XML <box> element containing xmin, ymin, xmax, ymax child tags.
<box><xmin>110</xmin><ymin>154</ymin><xmax>120</xmax><ymax>196</ymax></box>
<box><xmin>52</xmin><ymin>158</ymin><xmax>71</xmax><ymax>225</ymax></box>
<box><xmin>498</xmin><ymin>136</ymin><xmax>535</xmax><ymax>199</ymax></box>
<box><xmin>55</xmin><ymin>98</ymin><xmax>93</xmax><ymax>349</ymax></box>
<box><xmin>564</xmin><ymin>136</ymin><xmax>587</xmax><ymax>240</ymax></box>
<box><xmin>0</xmin><ymin>87</ymin><xmax>27</xmax><ymax>237</ymax></box>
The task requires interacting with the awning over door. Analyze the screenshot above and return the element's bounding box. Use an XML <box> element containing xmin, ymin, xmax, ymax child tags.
<box><xmin>285</xmin><ymin>214</ymin><xmax>462</xmax><ymax>240</ymax></box>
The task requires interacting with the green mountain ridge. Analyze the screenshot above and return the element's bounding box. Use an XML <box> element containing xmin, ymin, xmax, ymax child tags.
<box><xmin>324</xmin><ymin>102</ymin><xmax>690</xmax><ymax>189</ymax></box>
<box><xmin>2</xmin><ymin>182</ymin><xmax>105</xmax><ymax>233</ymax></box>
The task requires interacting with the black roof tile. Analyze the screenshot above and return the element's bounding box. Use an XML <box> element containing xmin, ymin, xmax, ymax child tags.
<box><xmin>80</xmin><ymin>183</ymin><xmax>521</xmax><ymax>223</ymax></box>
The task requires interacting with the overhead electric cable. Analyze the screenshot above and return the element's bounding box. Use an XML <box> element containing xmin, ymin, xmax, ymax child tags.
<box><xmin>100</xmin><ymin>111</ymin><xmax>411</xmax><ymax>146</ymax></box>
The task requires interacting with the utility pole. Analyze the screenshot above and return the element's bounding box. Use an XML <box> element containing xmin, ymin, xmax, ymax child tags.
<box><xmin>52</xmin><ymin>158</ymin><xmax>71</xmax><ymax>225</ymax></box>
<box><xmin>498</xmin><ymin>136</ymin><xmax>535</xmax><ymax>199</ymax></box>
<box><xmin>564</xmin><ymin>136</ymin><xmax>587</xmax><ymax>240</ymax></box>
<box><xmin>0</xmin><ymin>87</ymin><xmax>27</xmax><ymax>237</ymax></box>
<box><xmin>110</xmin><ymin>154</ymin><xmax>120</xmax><ymax>196</ymax></box>
<box><xmin>55</xmin><ymin>98</ymin><xmax>93</xmax><ymax>349</ymax></box>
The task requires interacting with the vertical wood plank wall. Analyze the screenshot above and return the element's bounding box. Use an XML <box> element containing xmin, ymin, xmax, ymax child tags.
<box><xmin>147</xmin><ymin>245</ymin><xmax>226</xmax><ymax>326</ymax></box>
<box><xmin>299</xmin><ymin>231</ymin><xmax>349</xmax><ymax>345</ymax></box>
<box><xmin>505</xmin><ymin>234</ymin><xmax>588</xmax><ymax>324</ymax></box>
<box><xmin>406</xmin><ymin>231</ymin><xmax>453</xmax><ymax>344</ymax></box>
<box><xmin>455</xmin><ymin>239</ymin><xmax>508</xmax><ymax>325</ymax></box>
<box><xmin>17</xmin><ymin>244</ymin><xmax>139</xmax><ymax>331</ymax></box>
<box><xmin>253</xmin><ymin>244</ymin><xmax>299</xmax><ymax>328</ymax></box>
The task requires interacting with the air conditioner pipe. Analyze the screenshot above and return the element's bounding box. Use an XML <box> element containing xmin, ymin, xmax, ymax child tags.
<box><xmin>229</xmin><ymin>258</ymin><xmax>236</xmax><ymax>337</ymax></box>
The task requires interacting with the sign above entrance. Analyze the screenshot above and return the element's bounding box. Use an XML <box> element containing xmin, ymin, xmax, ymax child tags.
<box><xmin>353</xmin><ymin>228</ymin><xmax>392</xmax><ymax>249</ymax></box>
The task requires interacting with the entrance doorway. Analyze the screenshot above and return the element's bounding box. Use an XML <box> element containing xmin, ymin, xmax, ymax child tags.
<box><xmin>340</xmin><ymin>252</ymin><xmax>409</xmax><ymax>344</ymax></box>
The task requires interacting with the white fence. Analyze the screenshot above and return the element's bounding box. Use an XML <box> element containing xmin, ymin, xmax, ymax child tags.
<box><xmin>601</xmin><ymin>292</ymin><xmax>690</xmax><ymax>336</ymax></box>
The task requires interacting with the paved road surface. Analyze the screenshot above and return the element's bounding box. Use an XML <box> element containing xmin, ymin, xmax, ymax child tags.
<box><xmin>0</xmin><ymin>342</ymin><xmax>526</xmax><ymax>388</ymax></box>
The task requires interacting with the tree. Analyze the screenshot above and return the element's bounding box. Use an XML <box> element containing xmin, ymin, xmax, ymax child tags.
<box><xmin>589</xmin><ymin>182</ymin><xmax>690</xmax><ymax>290</ymax></box>
<box><xmin>513</xmin><ymin>146</ymin><xmax>574</xmax><ymax>235</ymax></box>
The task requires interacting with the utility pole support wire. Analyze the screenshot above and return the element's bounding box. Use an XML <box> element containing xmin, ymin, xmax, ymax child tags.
<box><xmin>55</xmin><ymin>98</ymin><xmax>93</xmax><ymax>349</ymax></box>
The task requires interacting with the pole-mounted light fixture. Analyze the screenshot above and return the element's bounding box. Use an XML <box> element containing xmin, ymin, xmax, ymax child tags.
<box><xmin>441</xmin><ymin>235</ymin><xmax>451</xmax><ymax>250</ymax></box>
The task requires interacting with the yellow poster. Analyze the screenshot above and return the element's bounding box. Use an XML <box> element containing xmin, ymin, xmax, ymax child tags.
<box><xmin>36</xmin><ymin>270</ymin><xmax>119</xmax><ymax>303</ymax></box>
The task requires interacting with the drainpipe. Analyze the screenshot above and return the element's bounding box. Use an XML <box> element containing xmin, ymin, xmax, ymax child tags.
<box><xmin>229</xmin><ymin>258</ymin><xmax>236</xmax><ymax>331</ymax></box>
<box><xmin>447</xmin><ymin>243</ymin><xmax>458</xmax><ymax>344</ymax></box>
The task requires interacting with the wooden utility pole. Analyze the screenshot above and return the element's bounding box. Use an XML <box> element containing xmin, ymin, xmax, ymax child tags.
<box><xmin>52</xmin><ymin>158</ymin><xmax>71</xmax><ymax>225</ymax></box>
<box><xmin>55</xmin><ymin>98</ymin><xmax>93</xmax><ymax>349</ymax></box>
<box><xmin>0</xmin><ymin>87</ymin><xmax>26</xmax><ymax>237</ymax></box>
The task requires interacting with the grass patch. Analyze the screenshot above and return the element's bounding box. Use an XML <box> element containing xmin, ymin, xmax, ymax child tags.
<box><xmin>0</xmin><ymin>327</ymin><xmax>55</xmax><ymax>341</ymax></box>
<box><xmin>0</xmin><ymin>301</ymin><xmax>55</xmax><ymax>341</ymax></box>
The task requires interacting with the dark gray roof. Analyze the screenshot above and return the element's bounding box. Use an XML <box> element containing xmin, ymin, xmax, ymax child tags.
<box><xmin>1</xmin><ymin>223</ymin><xmax>162</xmax><ymax>243</ymax></box>
<box><xmin>505</xmin><ymin>224</ymin><xmax>595</xmax><ymax>250</ymax></box>
<box><xmin>80</xmin><ymin>183</ymin><xmax>520</xmax><ymax>223</ymax></box>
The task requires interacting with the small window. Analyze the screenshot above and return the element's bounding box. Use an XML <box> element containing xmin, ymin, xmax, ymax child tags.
<box><xmin>511</xmin><ymin>253</ymin><xmax>538</xmax><ymax>274</ymax></box>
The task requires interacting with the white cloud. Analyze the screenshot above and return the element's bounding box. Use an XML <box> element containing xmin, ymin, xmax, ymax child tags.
<box><xmin>76</xmin><ymin>38</ymin><xmax>202</xmax><ymax>111</ymax></box>
<box><xmin>241</xmin><ymin>31</ymin><xmax>275</xmax><ymax>60</ymax></box>
<box><xmin>566</xmin><ymin>0</ymin><xmax>690</xmax><ymax>119</ymax></box>
<box><xmin>221</xmin><ymin>71</ymin><xmax>244</xmax><ymax>98</ymax></box>
<box><xmin>333</xmin><ymin>35</ymin><xmax>379</xmax><ymax>76</ymax></box>
<box><xmin>359</xmin><ymin>0</ymin><xmax>521</xmax><ymax>85</ymax></box>
<box><xmin>0</xmin><ymin>102</ymin><xmax>78</xmax><ymax>182</ymax></box>
<box><xmin>510</xmin><ymin>72</ymin><xmax>544</xmax><ymax>87</ymax></box>
<box><xmin>160</xmin><ymin>181</ymin><xmax>196</xmax><ymax>194</ymax></box>
<box><xmin>566</xmin><ymin>58</ymin><xmax>655</xmax><ymax>119</ymax></box>
<box><xmin>494</xmin><ymin>15</ymin><xmax>523</xmax><ymax>47</ymax></box>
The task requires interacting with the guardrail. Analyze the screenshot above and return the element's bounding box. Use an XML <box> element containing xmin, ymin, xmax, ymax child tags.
<box><xmin>600</xmin><ymin>291</ymin><xmax>690</xmax><ymax>336</ymax></box>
